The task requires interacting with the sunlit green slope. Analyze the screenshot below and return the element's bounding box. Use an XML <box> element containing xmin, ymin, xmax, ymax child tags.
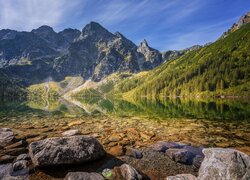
<box><xmin>122</xmin><ymin>22</ymin><xmax>250</xmax><ymax>98</ymax></box>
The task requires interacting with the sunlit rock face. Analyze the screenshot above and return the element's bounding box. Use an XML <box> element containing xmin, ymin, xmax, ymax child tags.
<box><xmin>222</xmin><ymin>11</ymin><xmax>250</xmax><ymax>38</ymax></box>
<box><xmin>0</xmin><ymin>21</ymin><xmax>167</xmax><ymax>85</ymax></box>
<box><xmin>137</xmin><ymin>39</ymin><xmax>163</xmax><ymax>70</ymax></box>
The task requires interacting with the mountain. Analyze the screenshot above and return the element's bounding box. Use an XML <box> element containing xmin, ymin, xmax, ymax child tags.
<box><xmin>162</xmin><ymin>45</ymin><xmax>202</xmax><ymax>62</ymax></box>
<box><xmin>222</xmin><ymin>11</ymin><xmax>250</xmax><ymax>38</ymax></box>
<box><xmin>116</xmin><ymin>18</ymin><xmax>250</xmax><ymax>98</ymax></box>
<box><xmin>0</xmin><ymin>22</ymin><xmax>173</xmax><ymax>88</ymax></box>
<box><xmin>76</xmin><ymin>12</ymin><xmax>250</xmax><ymax>99</ymax></box>
<box><xmin>137</xmin><ymin>39</ymin><xmax>163</xmax><ymax>70</ymax></box>
<box><xmin>4</xmin><ymin>11</ymin><xmax>249</xmax><ymax>100</ymax></box>
<box><xmin>53</xmin><ymin>22</ymin><xmax>166</xmax><ymax>81</ymax></box>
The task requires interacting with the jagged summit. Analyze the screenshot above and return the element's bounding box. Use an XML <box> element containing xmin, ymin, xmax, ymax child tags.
<box><xmin>79</xmin><ymin>21</ymin><xmax>113</xmax><ymax>41</ymax></box>
<box><xmin>137</xmin><ymin>39</ymin><xmax>163</xmax><ymax>70</ymax></box>
<box><xmin>114</xmin><ymin>31</ymin><xmax>125</xmax><ymax>38</ymax></box>
<box><xmin>32</xmin><ymin>25</ymin><xmax>55</xmax><ymax>34</ymax></box>
<box><xmin>58</xmin><ymin>28</ymin><xmax>81</xmax><ymax>43</ymax></box>
<box><xmin>0</xmin><ymin>21</ymin><xmax>195</xmax><ymax>83</ymax></box>
<box><xmin>141</xmin><ymin>39</ymin><xmax>149</xmax><ymax>47</ymax></box>
<box><xmin>82</xmin><ymin>21</ymin><xmax>109</xmax><ymax>34</ymax></box>
<box><xmin>222</xmin><ymin>11</ymin><xmax>250</xmax><ymax>37</ymax></box>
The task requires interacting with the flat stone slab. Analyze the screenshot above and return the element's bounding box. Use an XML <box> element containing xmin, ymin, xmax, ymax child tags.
<box><xmin>29</xmin><ymin>135</ymin><xmax>105</xmax><ymax>167</ymax></box>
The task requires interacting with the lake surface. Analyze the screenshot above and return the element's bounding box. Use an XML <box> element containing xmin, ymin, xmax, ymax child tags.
<box><xmin>0</xmin><ymin>97</ymin><xmax>250</xmax><ymax>154</ymax></box>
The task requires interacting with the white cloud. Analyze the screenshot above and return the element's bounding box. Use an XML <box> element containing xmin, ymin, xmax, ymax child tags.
<box><xmin>92</xmin><ymin>0</ymin><xmax>179</xmax><ymax>25</ymax></box>
<box><xmin>0</xmin><ymin>0</ymin><xmax>83</xmax><ymax>31</ymax></box>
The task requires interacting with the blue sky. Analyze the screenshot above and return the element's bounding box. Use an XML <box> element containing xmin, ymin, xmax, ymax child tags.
<box><xmin>0</xmin><ymin>0</ymin><xmax>249</xmax><ymax>51</ymax></box>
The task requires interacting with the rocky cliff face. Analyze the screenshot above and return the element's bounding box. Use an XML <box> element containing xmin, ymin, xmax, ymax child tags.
<box><xmin>137</xmin><ymin>39</ymin><xmax>163</xmax><ymax>70</ymax></box>
<box><xmin>0</xmin><ymin>22</ymin><xmax>167</xmax><ymax>83</ymax></box>
<box><xmin>222</xmin><ymin>11</ymin><xmax>250</xmax><ymax>38</ymax></box>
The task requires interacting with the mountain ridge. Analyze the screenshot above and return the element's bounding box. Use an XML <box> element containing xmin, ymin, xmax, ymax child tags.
<box><xmin>2</xmin><ymin>10</ymin><xmax>249</xmax><ymax>100</ymax></box>
<box><xmin>0</xmin><ymin>21</ymin><xmax>182</xmax><ymax>85</ymax></box>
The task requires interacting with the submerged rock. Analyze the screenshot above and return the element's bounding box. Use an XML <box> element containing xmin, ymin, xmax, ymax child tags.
<box><xmin>0</xmin><ymin>128</ymin><xmax>15</xmax><ymax>147</ymax></box>
<box><xmin>150</xmin><ymin>141</ymin><xmax>185</xmax><ymax>152</ymax></box>
<box><xmin>198</xmin><ymin>148</ymin><xmax>250</xmax><ymax>180</ymax></box>
<box><xmin>166</xmin><ymin>148</ymin><xmax>194</xmax><ymax>164</ymax></box>
<box><xmin>166</xmin><ymin>174</ymin><xmax>197</xmax><ymax>180</ymax></box>
<box><xmin>62</xmin><ymin>129</ymin><xmax>81</xmax><ymax>136</ymax></box>
<box><xmin>108</xmin><ymin>145</ymin><xmax>124</xmax><ymax>156</ymax></box>
<box><xmin>0</xmin><ymin>155</ymin><xmax>15</xmax><ymax>164</ymax></box>
<box><xmin>4</xmin><ymin>140</ymin><xmax>27</xmax><ymax>150</ymax></box>
<box><xmin>16</xmin><ymin>154</ymin><xmax>30</xmax><ymax>161</ymax></box>
<box><xmin>125</xmin><ymin>147</ymin><xmax>143</xmax><ymax>159</ymax></box>
<box><xmin>65</xmin><ymin>172</ymin><xmax>104</xmax><ymax>180</ymax></box>
<box><xmin>29</xmin><ymin>135</ymin><xmax>105</xmax><ymax>167</ymax></box>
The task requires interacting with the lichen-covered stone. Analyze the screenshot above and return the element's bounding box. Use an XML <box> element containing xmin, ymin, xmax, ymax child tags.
<box><xmin>198</xmin><ymin>148</ymin><xmax>250</xmax><ymax>180</ymax></box>
<box><xmin>29</xmin><ymin>135</ymin><xmax>105</xmax><ymax>167</ymax></box>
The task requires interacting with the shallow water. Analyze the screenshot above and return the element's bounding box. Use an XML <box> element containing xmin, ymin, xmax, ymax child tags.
<box><xmin>0</xmin><ymin>97</ymin><xmax>250</xmax><ymax>154</ymax></box>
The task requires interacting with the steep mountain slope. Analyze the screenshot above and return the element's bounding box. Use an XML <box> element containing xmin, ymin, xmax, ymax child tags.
<box><xmin>0</xmin><ymin>22</ymin><xmax>169</xmax><ymax>88</ymax></box>
<box><xmin>137</xmin><ymin>39</ymin><xmax>163</xmax><ymax>70</ymax></box>
<box><xmin>0</xmin><ymin>71</ymin><xmax>27</xmax><ymax>100</ymax></box>
<box><xmin>53</xmin><ymin>22</ymin><xmax>165</xmax><ymax>81</ymax></box>
<box><xmin>123</xmin><ymin>22</ymin><xmax>250</xmax><ymax>98</ymax></box>
<box><xmin>222</xmin><ymin>11</ymin><xmax>250</xmax><ymax>38</ymax></box>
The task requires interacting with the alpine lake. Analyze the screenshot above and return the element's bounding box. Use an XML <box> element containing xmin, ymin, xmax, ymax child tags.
<box><xmin>1</xmin><ymin>96</ymin><xmax>250</xmax><ymax>155</ymax></box>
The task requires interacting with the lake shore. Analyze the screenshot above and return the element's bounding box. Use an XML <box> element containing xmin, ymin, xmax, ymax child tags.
<box><xmin>1</xmin><ymin>126</ymin><xmax>250</xmax><ymax>179</ymax></box>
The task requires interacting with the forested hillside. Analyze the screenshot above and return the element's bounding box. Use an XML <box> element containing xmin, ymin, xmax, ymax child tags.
<box><xmin>114</xmin><ymin>22</ymin><xmax>250</xmax><ymax>98</ymax></box>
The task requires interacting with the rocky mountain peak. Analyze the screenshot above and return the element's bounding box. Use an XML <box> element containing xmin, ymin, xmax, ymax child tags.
<box><xmin>237</xmin><ymin>11</ymin><xmax>250</xmax><ymax>27</ymax></box>
<box><xmin>81</xmin><ymin>22</ymin><xmax>113</xmax><ymax>38</ymax></box>
<box><xmin>138</xmin><ymin>39</ymin><xmax>153</xmax><ymax>53</ymax></box>
<box><xmin>114</xmin><ymin>31</ymin><xmax>124</xmax><ymax>39</ymax></box>
<box><xmin>58</xmin><ymin>28</ymin><xmax>81</xmax><ymax>43</ymax></box>
<box><xmin>79</xmin><ymin>22</ymin><xmax>114</xmax><ymax>40</ymax></box>
<box><xmin>222</xmin><ymin>11</ymin><xmax>250</xmax><ymax>38</ymax></box>
<box><xmin>32</xmin><ymin>25</ymin><xmax>55</xmax><ymax>36</ymax></box>
<box><xmin>137</xmin><ymin>39</ymin><xmax>163</xmax><ymax>70</ymax></box>
<box><xmin>142</xmin><ymin>39</ymin><xmax>149</xmax><ymax>46</ymax></box>
<box><xmin>0</xmin><ymin>29</ymin><xmax>18</xmax><ymax>40</ymax></box>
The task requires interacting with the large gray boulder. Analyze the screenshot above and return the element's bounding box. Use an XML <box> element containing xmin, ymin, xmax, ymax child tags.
<box><xmin>0</xmin><ymin>128</ymin><xmax>14</xmax><ymax>147</ymax></box>
<box><xmin>29</xmin><ymin>135</ymin><xmax>105</xmax><ymax>167</ymax></box>
<box><xmin>65</xmin><ymin>172</ymin><xmax>104</xmax><ymax>180</ymax></box>
<box><xmin>198</xmin><ymin>148</ymin><xmax>250</xmax><ymax>180</ymax></box>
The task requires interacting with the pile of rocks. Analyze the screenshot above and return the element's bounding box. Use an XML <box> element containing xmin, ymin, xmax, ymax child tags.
<box><xmin>0</xmin><ymin>128</ymin><xmax>28</xmax><ymax>164</ymax></box>
<box><xmin>0</xmin><ymin>128</ymin><xmax>250</xmax><ymax>180</ymax></box>
<box><xmin>150</xmin><ymin>141</ymin><xmax>204</xmax><ymax>168</ymax></box>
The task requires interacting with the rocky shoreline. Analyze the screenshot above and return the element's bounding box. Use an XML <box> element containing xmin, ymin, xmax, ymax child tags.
<box><xmin>0</xmin><ymin>128</ymin><xmax>250</xmax><ymax>180</ymax></box>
